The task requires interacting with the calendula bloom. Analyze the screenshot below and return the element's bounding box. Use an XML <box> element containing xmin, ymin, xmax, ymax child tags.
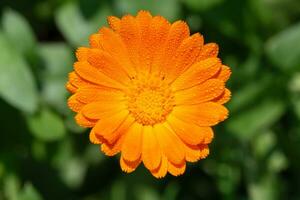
<box><xmin>66</xmin><ymin>10</ymin><xmax>231</xmax><ymax>178</ymax></box>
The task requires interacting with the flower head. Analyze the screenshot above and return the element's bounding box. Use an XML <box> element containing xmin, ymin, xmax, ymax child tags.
<box><xmin>66</xmin><ymin>11</ymin><xmax>231</xmax><ymax>178</ymax></box>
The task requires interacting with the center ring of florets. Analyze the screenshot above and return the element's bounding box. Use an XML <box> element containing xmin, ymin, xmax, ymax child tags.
<box><xmin>126</xmin><ymin>73</ymin><xmax>175</xmax><ymax>126</ymax></box>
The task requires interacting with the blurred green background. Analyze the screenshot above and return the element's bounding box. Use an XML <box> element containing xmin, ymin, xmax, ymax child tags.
<box><xmin>0</xmin><ymin>0</ymin><xmax>300</xmax><ymax>199</ymax></box>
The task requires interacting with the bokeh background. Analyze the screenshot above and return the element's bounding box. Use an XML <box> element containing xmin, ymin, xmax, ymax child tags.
<box><xmin>0</xmin><ymin>0</ymin><xmax>300</xmax><ymax>199</ymax></box>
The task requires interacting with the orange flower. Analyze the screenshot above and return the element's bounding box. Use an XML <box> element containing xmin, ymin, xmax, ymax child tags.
<box><xmin>66</xmin><ymin>11</ymin><xmax>231</xmax><ymax>178</ymax></box>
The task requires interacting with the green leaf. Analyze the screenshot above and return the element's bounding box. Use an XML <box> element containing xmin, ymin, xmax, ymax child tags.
<box><xmin>39</xmin><ymin>43</ymin><xmax>73</xmax><ymax>113</ymax></box>
<box><xmin>267</xmin><ymin>151</ymin><xmax>288</xmax><ymax>173</ymax></box>
<box><xmin>288</xmin><ymin>73</ymin><xmax>300</xmax><ymax>93</ymax></box>
<box><xmin>55</xmin><ymin>2</ymin><xmax>94</xmax><ymax>46</ymax></box>
<box><xmin>184</xmin><ymin>0</ymin><xmax>224</xmax><ymax>12</ymax></box>
<box><xmin>2</xmin><ymin>9</ymin><xmax>36</xmax><ymax>56</ymax></box>
<box><xmin>248</xmin><ymin>0</ymin><xmax>274</xmax><ymax>27</ymax></box>
<box><xmin>42</xmin><ymin>78</ymin><xmax>69</xmax><ymax>113</ymax></box>
<box><xmin>0</xmin><ymin>32</ymin><xmax>38</xmax><ymax>113</ymax></box>
<box><xmin>3</xmin><ymin>175</ymin><xmax>20</xmax><ymax>200</ymax></box>
<box><xmin>0</xmin><ymin>162</ymin><xmax>4</xmax><ymax>180</ymax></box>
<box><xmin>266</xmin><ymin>22</ymin><xmax>300</xmax><ymax>71</ymax></box>
<box><xmin>31</xmin><ymin>140</ymin><xmax>47</xmax><ymax>161</ymax></box>
<box><xmin>65</xmin><ymin>112</ymin><xmax>85</xmax><ymax>133</ymax></box>
<box><xmin>289</xmin><ymin>73</ymin><xmax>300</xmax><ymax>119</ymax></box>
<box><xmin>292</xmin><ymin>96</ymin><xmax>300</xmax><ymax>120</ymax></box>
<box><xmin>39</xmin><ymin>43</ymin><xmax>73</xmax><ymax>77</ymax></box>
<box><xmin>115</xmin><ymin>0</ymin><xmax>180</xmax><ymax>21</ymax></box>
<box><xmin>252</xmin><ymin>131</ymin><xmax>276</xmax><ymax>159</ymax></box>
<box><xmin>19</xmin><ymin>183</ymin><xmax>43</xmax><ymax>200</ymax></box>
<box><xmin>162</xmin><ymin>182</ymin><xmax>179</xmax><ymax>200</ymax></box>
<box><xmin>135</xmin><ymin>186</ymin><xmax>160</xmax><ymax>200</ymax></box>
<box><xmin>111</xmin><ymin>181</ymin><xmax>126</xmax><ymax>200</ymax></box>
<box><xmin>89</xmin><ymin>4</ymin><xmax>112</xmax><ymax>32</ymax></box>
<box><xmin>228</xmin><ymin>76</ymin><xmax>271</xmax><ymax>113</ymax></box>
<box><xmin>84</xmin><ymin>145</ymin><xmax>104</xmax><ymax>165</ymax></box>
<box><xmin>226</xmin><ymin>98</ymin><xmax>285</xmax><ymax>141</ymax></box>
<box><xmin>60</xmin><ymin>157</ymin><xmax>86</xmax><ymax>189</ymax></box>
<box><xmin>26</xmin><ymin>107</ymin><xmax>66</xmax><ymax>141</ymax></box>
<box><xmin>248</xmin><ymin>174</ymin><xmax>280</xmax><ymax>200</ymax></box>
<box><xmin>216</xmin><ymin>163</ymin><xmax>240</xmax><ymax>195</ymax></box>
<box><xmin>52</xmin><ymin>139</ymin><xmax>86</xmax><ymax>189</ymax></box>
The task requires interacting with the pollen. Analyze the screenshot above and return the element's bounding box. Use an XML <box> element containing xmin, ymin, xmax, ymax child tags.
<box><xmin>126</xmin><ymin>73</ymin><xmax>175</xmax><ymax>126</ymax></box>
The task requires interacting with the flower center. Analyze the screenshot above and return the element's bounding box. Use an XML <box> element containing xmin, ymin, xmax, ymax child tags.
<box><xmin>126</xmin><ymin>73</ymin><xmax>175</xmax><ymax>126</ymax></box>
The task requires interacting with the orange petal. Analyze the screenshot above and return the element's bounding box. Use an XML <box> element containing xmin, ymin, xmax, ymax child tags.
<box><xmin>119</xmin><ymin>15</ymin><xmax>141</xmax><ymax>68</ymax></box>
<box><xmin>213</xmin><ymin>88</ymin><xmax>231</xmax><ymax>104</ymax></box>
<box><xmin>81</xmin><ymin>101</ymin><xmax>126</xmax><ymax>119</ymax></box>
<box><xmin>172</xmin><ymin>58</ymin><xmax>221</xmax><ymax>91</ymax></box>
<box><xmin>75</xmin><ymin>112</ymin><xmax>97</xmax><ymax>128</ymax></box>
<box><xmin>175</xmin><ymin>79</ymin><xmax>225</xmax><ymax>105</ymax></box>
<box><xmin>107</xmin><ymin>16</ymin><xmax>121</xmax><ymax>32</ymax></box>
<box><xmin>136</xmin><ymin>11</ymin><xmax>153</xmax><ymax>72</ymax></box>
<box><xmin>93</xmin><ymin>110</ymin><xmax>129</xmax><ymax>139</ymax></box>
<box><xmin>75</xmin><ymin>86</ymin><xmax>125</xmax><ymax>104</ymax></box>
<box><xmin>121</xmin><ymin>123</ymin><xmax>143</xmax><ymax>162</ymax></box>
<box><xmin>136</xmin><ymin>11</ymin><xmax>152</xmax><ymax>31</ymax></box>
<box><xmin>89</xmin><ymin>33</ymin><xmax>102</xmax><ymax>49</ymax></box>
<box><xmin>120</xmin><ymin>155</ymin><xmax>141</xmax><ymax>173</ymax></box>
<box><xmin>204</xmin><ymin>129</ymin><xmax>214</xmax><ymax>144</ymax></box>
<box><xmin>67</xmin><ymin>94</ymin><xmax>85</xmax><ymax>112</ymax></box>
<box><xmin>103</xmin><ymin>115</ymin><xmax>135</xmax><ymax>144</ymax></box>
<box><xmin>198</xmin><ymin>144</ymin><xmax>210</xmax><ymax>159</ymax></box>
<box><xmin>153</xmin><ymin>21</ymin><xmax>190</xmax><ymax>73</ymax></box>
<box><xmin>151</xmin><ymin>155</ymin><xmax>168</xmax><ymax>178</ymax></box>
<box><xmin>136</xmin><ymin>10</ymin><xmax>152</xmax><ymax>21</ymax></box>
<box><xmin>173</xmin><ymin>102</ymin><xmax>229</xmax><ymax>126</ymax></box>
<box><xmin>89</xmin><ymin>129</ymin><xmax>104</xmax><ymax>144</ymax></box>
<box><xmin>76</xmin><ymin>47</ymin><xmax>89</xmax><ymax>61</ymax></box>
<box><xmin>196</xmin><ymin>43</ymin><xmax>219</xmax><ymax>61</ymax></box>
<box><xmin>98</xmin><ymin>27</ymin><xmax>135</xmax><ymax>76</ymax></box>
<box><xmin>74</xmin><ymin>61</ymin><xmax>125</xmax><ymax>89</ymax></box>
<box><xmin>68</xmin><ymin>71</ymin><xmax>94</xmax><ymax>89</ymax></box>
<box><xmin>167</xmin><ymin>114</ymin><xmax>214</xmax><ymax>145</ymax></box>
<box><xmin>148</xmin><ymin>16</ymin><xmax>171</xmax><ymax>73</ymax></box>
<box><xmin>142</xmin><ymin>126</ymin><xmax>161</xmax><ymax>171</ymax></box>
<box><xmin>215</xmin><ymin>65</ymin><xmax>231</xmax><ymax>82</ymax></box>
<box><xmin>66</xmin><ymin>82</ymin><xmax>77</xmax><ymax>93</ymax></box>
<box><xmin>136</xmin><ymin>11</ymin><xmax>152</xmax><ymax>36</ymax></box>
<box><xmin>184</xmin><ymin>144</ymin><xmax>210</xmax><ymax>162</ymax></box>
<box><xmin>101</xmin><ymin>133</ymin><xmax>125</xmax><ymax>156</ymax></box>
<box><xmin>87</xmin><ymin>49</ymin><xmax>130</xmax><ymax>84</ymax></box>
<box><xmin>165</xmin><ymin>33</ymin><xmax>204</xmax><ymax>82</ymax></box>
<box><xmin>167</xmin><ymin>161</ymin><xmax>186</xmax><ymax>176</ymax></box>
<box><xmin>154</xmin><ymin>123</ymin><xmax>185</xmax><ymax>165</ymax></box>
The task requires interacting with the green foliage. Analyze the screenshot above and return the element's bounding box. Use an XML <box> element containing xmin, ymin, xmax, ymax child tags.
<box><xmin>2</xmin><ymin>9</ymin><xmax>36</xmax><ymax>57</ymax></box>
<box><xmin>266</xmin><ymin>22</ymin><xmax>300</xmax><ymax>71</ymax></box>
<box><xmin>227</xmin><ymin>99</ymin><xmax>285</xmax><ymax>141</ymax></box>
<box><xmin>0</xmin><ymin>32</ymin><xmax>38</xmax><ymax>113</ymax></box>
<box><xmin>3</xmin><ymin>175</ymin><xmax>42</xmax><ymax>200</ymax></box>
<box><xmin>0</xmin><ymin>0</ymin><xmax>299</xmax><ymax>199</ymax></box>
<box><xmin>184</xmin><ymin>0</ymin><xmax>224</xmax><ymax>12</ymax></box>
<box><xmin>26</xmin><ymin>108</ymin><xmax>66</xmax><ymax>141</ymax></box>
<box><xmin>55</xmin><ymin>2</ymin><xmax>93</xmax><ymax>46</ymax></box>
<box><xmin>114</xmin><ymin>0</ymin><xmax>180</xmax><ymax>21</ymax></box>
<box><xmin>39</xmin><ymin>42</ymin><xmax>73</xmax><ymax>113</ymax></box>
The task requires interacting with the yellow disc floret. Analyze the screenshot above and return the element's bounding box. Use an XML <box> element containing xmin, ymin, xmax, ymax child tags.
<box><xmin>126</xmin><ymin>73</ymin><xmax>175</xmax><ymax>126</ymax></box>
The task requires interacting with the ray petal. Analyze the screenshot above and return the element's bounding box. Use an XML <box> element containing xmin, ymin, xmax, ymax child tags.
<box><xmin>175</xmin><ymin>79</ymin><xmax>225</xmax><ymax>105</ymax></box>
<box><xmin>121</xmin><ymin>123</ymin><xmax>143</xmax><ymax>162</ymax></box>
<box><xmin>154</xmin><ymin>123</ymin><xmax>185</xmax><ymax>165</ymax></box>
<box><xmin>167</xmin><ymin>114</ymin><xmax>214</xmax><ymax>145</ymax></box>
<box><xmin>172</xmin><ymin>58</ymin><xmax>221</xmax><ymax>90</ymax></box>
<box><xmin>142</xmin><ymin>126</ymin><xmax>162</xmax><ymax>171</ymax></box>
<box><xmin>172</xmin><ymin>102</ymin><xmax>229</xmax><ymax>126</ymax></box>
